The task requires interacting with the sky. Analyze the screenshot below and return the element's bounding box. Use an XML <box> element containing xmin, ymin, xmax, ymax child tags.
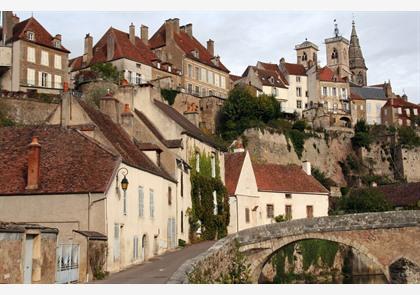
<box><xmin>15</xmin><ymin>11</ymin><xmax>420</xmax><ymax>103</ymax></box>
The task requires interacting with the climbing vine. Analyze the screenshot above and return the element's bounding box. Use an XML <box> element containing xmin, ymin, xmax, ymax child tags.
<box><xmin>188</xmin><ymin>150</ymin><xmax>229</xmax><ymax>241</ymax></box>
<box><xmin>160</xmin><ymin>88</ymin><xmax>180</xmax><ymax>106</ymax></box>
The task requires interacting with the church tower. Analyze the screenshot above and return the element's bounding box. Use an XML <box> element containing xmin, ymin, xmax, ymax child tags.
<box><xmin>295</xmin><ymin>39</ymin><xmax>319</xmax><ymax>69</ymax></box>
<box><xmin>324</xmin><ymin>20</ymin><xmax>351</xmax><ymax>80</ymax></box>
<box><xmin>349</xmin><ymin>20</ymin><xmax>368</xmax><ymax>86</ymax></box>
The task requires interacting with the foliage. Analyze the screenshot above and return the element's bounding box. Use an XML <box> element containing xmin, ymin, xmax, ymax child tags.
<box><xmin>160</xmin><ymin>88</ymin><xmax>180</xmax><ymax>106</ymax></box>
<box><xmin>398</xmin><ymin>126</ymin><xmax>420</xmax><ymax>148</ymax></box>
<box><xmin>218</xmin><ymin>240</ymin><xmax>251</xmax><ymax>283</ymax></box>
<box><xmin>274</xmin><ymin>214</ymin><xmax>286</xmax><ymax>223</ymax></box>
<box><xmin>351</xmin><ymin>120</ymin><xmax>372</xmax><ymax>150</ymax></box>
<box><xmin>337</xmin><ymin>187</ymin><xmax>393</xmax><ymax>213</ymax></box>
<box><xmin>288</xmin><ymin>129</ymin><xmax>307</xmax><ymax>159</ymax></box>
<box><xmin>189</xmin><ymin>151</ymin><xmax>229</xmax><ymax>241</ymax></box>
<box><xmin>89</xmin><ymin>243</ymin><xmax>109</xmax><ymax>280</ymax></box>
<box><xmin>312</xmin><ymin>167</ymin><xmax>336</xmax><ymax>189</ymax></box>
<box><xmin>218</xmin><ymin>85</ymin><xmax>281</xmax><ymax>141</ymax></box>
<box><xmin>299</xmin><ymin>240</ymin><xmax>339</xmax><ymax>270</ymax></box>
<box><xmin>178</xmin><ymin>239</ymin><xmax>186</xmax><ymax>247</ymax></box>
<box><xmin>292</xmin><ymin>120</ymin><xmax>307</xmax><ymax>132</ymax></box>
<box><xmin>85</xmin><ymin>86</ymin><xmax>109</xmax><ymax>107</ymax></box>
<box><xmin>90</xmin><ymin>62</ymin><xmax>121</xmax><ymax>82</ymax></box>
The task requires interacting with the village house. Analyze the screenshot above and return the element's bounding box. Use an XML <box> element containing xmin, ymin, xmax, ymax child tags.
<box><xmin>349</xmin><ymin>89</ymin><xmax>367</xmax><ymax>123</ymax></box>
<box><xmin>225</xmin><ymin>150</ymin><xmax>329</xmax><ymax>233</ymax></box>
<box><xmin>0</xmin><ymin>11</ymin><xmax>70</xmax><ymax>94</ymax></box>
<box><xmin>69</xmin><ymin>24</ymin><xmax>181</xmax><ymax>90</ymax></box>
<box><xmin>381</xmin><ymin>96</ymin><xmax>420</xmax><ymax>127</ymax></box>
<box><xmin>149</xmin><ymin>18</ymin><xmax>230</xmax><ymax>98</ymax></box>
<box><xmin>350</xmin><ymin>84</ymin><xmax>389</xmax><ymax>125</ymax></box>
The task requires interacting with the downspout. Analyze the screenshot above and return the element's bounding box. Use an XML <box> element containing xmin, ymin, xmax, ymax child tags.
<box><xmin>234</xmin><ymin>195</ymin><xmax>239</xmax><ymax>233</ymax></box>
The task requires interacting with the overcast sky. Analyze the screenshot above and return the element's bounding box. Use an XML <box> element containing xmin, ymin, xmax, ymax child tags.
<box><xmin>16</xmin><ymin>11</ymin><xmax>420</xmax><ymax>103</ymax></box>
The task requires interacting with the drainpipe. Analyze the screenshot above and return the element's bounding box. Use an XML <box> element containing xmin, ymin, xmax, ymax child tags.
<box><xmin>234</xmin><ymin>195</ymin><xmax>239</xmax><ymax>233</ymax></box>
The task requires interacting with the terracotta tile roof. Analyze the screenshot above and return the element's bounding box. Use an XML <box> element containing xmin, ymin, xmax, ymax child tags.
<box><xmin>134</xmin><ymin>108</ymin><xmax>183</xmax><ymax>149</ymax></box>
<box><xmin>319</xmin><ymin>66</ymin><xmax>346</xmax><ymax>83</ymax></box>
<box><xmin>376</xmin><ymin>183</ymin><xmax>420</xmax><ymax>208</ymax></box>
<box><xmin>257</xmin><ymin>62</ymin><xmax>289</xmax><ymax>86</ymax></box>
<box><xmin>153</xmin><ymin>99</ymin><xmax>221</xmax><ymax>149</ymax></box>
<box><xmin>349</xmin><ymin>91</ymin><xmax>364</xmax><ymax>101</ymax></box>
<box><xmin>383</xmin><ymin>98</ymin><xmax>420</xmax><ymax>109</ymax></box>
<box><xmin>229</xmin><ymin>74</ymin><xmax>242</xmax><ymax>82</ymax></box>
<box><xmin>149</xmin><ymin>24</ymin><xmax>229</xmax><ymax>73</ymax></box>
<box><xmin>7</xmin><ymin>17</ymin><xmax>70</xmax><ymax>53</ymax></box>
<box><xmin>254</xmin><ymin>67</ymin><xmax>288</xmax><ymax>89</ymax></box>
<box><xmin>0</xmin><ymin>125</ymin><xmax>118</xmax><ymax>195</ymax></box>
<box><xmin>134</xmin><ymin>140</ymin><xmax>163</xmax><ymax>152</ymax></box>
<box><xmin>283</xmin><ymin>62</ymin><xmax>307</xmax><ymax>76</ymax></box>
<box><xmin>253</xmin><ymin>163</ymin><xmax>329</xmax><ymax>194</ymax></box>
<box><xmin>78</xmin><ymin>101</ymin><xmax>176</xmax><ymax>182</ymax></box>
<box><xmin>224</xmin><ymin>152</ymin><xmax>246</xmax><ymax>195</ymax></box>
<box><xmin>71</xmin><ymin>27</ymin><xmax>171</xmax><ymax>72</ymax></box>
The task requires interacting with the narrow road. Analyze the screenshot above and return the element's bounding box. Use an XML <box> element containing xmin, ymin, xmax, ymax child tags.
<box><xmin>91</xmin><ymin>240</ymin><xmax>215</xmax><ymax>284</ymax></box>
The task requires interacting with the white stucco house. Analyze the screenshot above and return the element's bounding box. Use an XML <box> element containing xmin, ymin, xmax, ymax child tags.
<box><xmin>225</xmin><ymin>150</ymin><xmax>329</xmax><ymax>233</ymax></box>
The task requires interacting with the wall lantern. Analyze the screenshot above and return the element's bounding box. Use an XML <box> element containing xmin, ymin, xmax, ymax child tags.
<box><xmin>116</xmin><ymin>167</ymin><xmax>129</xmax><ymax>192</ymax></box>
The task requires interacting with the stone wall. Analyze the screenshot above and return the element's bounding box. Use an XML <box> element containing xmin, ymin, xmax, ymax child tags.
<box><xmin>400</xmin><ymin>147</ymin><xmax>420</xmax><ymax>183</ymax></box>
<box><xmin>1</xmin><ymin>97</ymin><xmax>59</xmax><ymax>125</ymax></box>
<box><xmin>0</xmin><ymin>232</ymin><xmax>24</xmax><ymax>283</ymax></box>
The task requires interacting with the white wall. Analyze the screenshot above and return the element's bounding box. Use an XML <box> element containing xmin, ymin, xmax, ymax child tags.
<box><xmin>284</xmin><ymin>74</ymin><xmax>308</xmax><ymax>115</ymax></box>
<box><xmin>366</xmin><ymin>99</ymin><xmax>387</xmax><ymax>125</ymax></box>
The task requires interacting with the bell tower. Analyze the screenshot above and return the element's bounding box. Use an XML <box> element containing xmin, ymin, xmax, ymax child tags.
<box><xmin>324</xmin><ymin>19</ymin><xmax>350</xmax><ymax>80</ymax></box>
<box><xmin>295</xmin><ymin>38</ymin><xmax>319</xmax><ymax>69</ymax></box>
<box><xmin>349</xmin><ymin>20</ymin><xmax>368</xmax><ymax>86</ymax></box>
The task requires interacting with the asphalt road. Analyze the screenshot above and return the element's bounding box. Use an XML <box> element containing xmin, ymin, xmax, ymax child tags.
<box><xmin>91</xmin><ymin>240</ymin><xmax>215</xmax><ymax>284</ymax></box>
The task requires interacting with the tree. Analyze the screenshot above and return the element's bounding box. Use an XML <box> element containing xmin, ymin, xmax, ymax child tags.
<box><xmin>398</xmin><ymin>126</ymin><xmax>420</xmax><ymax>148</ymax></box>
<box><xmin>312</xmin><ymin>167</ymin><xmax>336</xmax><ymax>189</ymax></box>
<box><xmin>337</xmin><ymin>188</ymin><xmax>392</xmax><ymax>214</ymax></box>
<box><xmin>352</xmin><ymin>120</ymin><xmax>372</xmax><ymax>149</ymax></box>
<box><xmin>90</xmin><ymin>62</ymin><xmax>121</xmax><ymax>82</ymax></box>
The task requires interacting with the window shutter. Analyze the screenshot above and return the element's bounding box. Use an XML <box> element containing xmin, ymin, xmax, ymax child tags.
<box><xmin>150</xmin><ymin>190</ymin><xmax>154</xmax><ymax>218</ymax></box>
<box><xmin>27</xmin><ymin>69</ymin><xmax>35</xmax><ymax>86</ymax></box>
<box><xmin>47</xmin><ymin>74</ymin><xmax>52</xmax><ymax>88</ymax></box>
<box><xmin>138</xmin><ymin>187</ymin><xmax>144</xmax><ymax>217</ymax></box>
<box><xmin>38</xmin><ymin>72</ymin><xmax>42</xmax><ymax>86</ymax></box>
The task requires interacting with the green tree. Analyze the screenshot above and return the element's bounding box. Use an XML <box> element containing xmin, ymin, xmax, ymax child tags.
<box><xmin>292</xmin><ymin>120</ymin><xmax>307</xmax><ymax>132</ymax></box>
<box><xmin>312</xmin><ymin>167</ymin><xmax>336</xmax><ymax>190</ymax></box>
<box><xmin>352</xmin><ymin>120</ymin><xmax>372</xmax><ymax>149</ymax></box>
<box><xmin>90</xmin><ymin>62</ymin><xmax>121</xmax><ymax>82</ymax></box>
<box><xmin>337</xmin><ymin>188</ymin><xmax>393</xmax><ymax>213</ymax></box>
<box><xmin>398</xmin><ymin>126</ymin><xmax>420</xmax><ymax>148</ymax></box>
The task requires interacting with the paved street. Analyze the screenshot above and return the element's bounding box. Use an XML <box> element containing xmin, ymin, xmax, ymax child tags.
<box><xmin>91</xmin><ymin>240</ymin><xmax>215</xmax><ymax>284</ymax></box>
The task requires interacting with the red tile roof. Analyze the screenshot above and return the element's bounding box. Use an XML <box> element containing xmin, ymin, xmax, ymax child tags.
<box><xmin>253</xmin><ymin>163</ymin><xmax>329</xmax><ymax>194</ymax></box>
<box><xmin>7</xmin><ymin>17</ymin><xmax>70</xmax><ymax>53</ymax></box>
<box><xmin>383</xmin><ymin>98</ymin><xmax>420</xmax><ymax>109</ymax></box>
<box><xmin>224</xmin><ymin>152</ymin><xmax>246</xmax><ymax>195</ymax></box>
<box><xmin>149</xmin><ymin>24</ymin><xmax>229</xmax><ymax>73</ymax></box>
<box><xmin>257</xmin><ymin>62</ymin><xmax>289</xmax><ymax>86</ymax></box>
<box><xmin>319</xmin><ymin>66</ymin><xmax>346</xmax><ymax>83</ymax></box>
<box><xmin>253</xmin><ymin>67</ymin><xmax>287</xmax><ymax>89</ymax></box>
<box><xmin>376</xmin><ymin>183</ymin><xmax>420</xmax><ymax>208</ymax></box>
<box><xmin>0</xmin><ymin>125</ymin><xmax>118</xmax><ymax>195</ymax></box>
<box><xmin>283</xmin><ymin>62</ymin><xmax>307</xmax><ymax>76</ymax></box>
<box><xmin>229</xmin><ymin>74</ymin><xmax>242</xmax><ymax>82</ymax></box>
<box><xmin>78</xmin><ymin>100</ymin><xmax>176</xmax><ymax>182</ymax></box>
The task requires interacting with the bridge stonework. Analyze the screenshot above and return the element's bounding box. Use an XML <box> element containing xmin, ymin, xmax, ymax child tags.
<box><xmin>169</xmin><ymin>211</ymin><xmax>420</xmax><ymax>284</ymax></box>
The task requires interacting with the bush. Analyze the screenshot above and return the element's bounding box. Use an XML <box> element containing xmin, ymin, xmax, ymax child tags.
<box><xmin>337</xmin><ymin>188</ymin><xmax>393</xmax><ymax>213</ymax></box>
<box><xmin>312</xmin><ymin>167</ymin><xmax>336</xmax><ymax>189</ymax></box>
<box><xmin>274</xmin><ymin>215</ymin><xmax>286</xmax><ymax>223</ymax></box>
<box><xmin>398</xmin><ymin>126</ymin><xmax>420</xmax><ymax>148</ymax></box>
<box><xmin>292</xmin><ymin>120</ymin><xmax>307</xmax><ymax>132</ymax></box>
<box><xmin>352</xmin><ymin>120</ymin><xmax>372</xmax><ymax>150</ymax></box>
<box><xmin>288</xmin><ymin>129</ymin><xmax>306</xmax><ymax>159</ymax></box>
<box><xmin>91</xmin><ymin>62</ymin><xmax>121</xmax><ymax>82</ymax></box>
<box><xmin>161</xmin><ymin>88</ymin><xmax>180</xmax><ymax>106</ymax></box>
<box><xmin>178</xmin><ymin>239</ymin><xmax>186</xmax><ymax>247</ymax></box>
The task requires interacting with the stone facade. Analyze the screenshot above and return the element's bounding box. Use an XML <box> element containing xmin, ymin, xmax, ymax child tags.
<box><xmin>0</xmin><ymin>97</ymin><xmax>58</xmax><ymax>125</ymax></box>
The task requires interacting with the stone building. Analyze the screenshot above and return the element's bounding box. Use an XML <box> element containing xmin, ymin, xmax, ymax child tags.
<box><xmin>350</xmin><ymin>84</ymin><xmax>389</xmax><ymax>125</ymax></box>
<box><xmin>381</xmin><ymin>97</ymin><xmax>420</xmax><ymax>127</ymax></box>
<box><xmin>149</xmin><ymin>18</ymin><xmax>230</xmax><ymax>98</ymax></box>
<box><xmin>0</xmin><ymin>222</ymin><xmax>58</xmax><ymax>284</ymax></box>
<box><xmin>69</xmin><ymin>24</ymin><xmax>181</xmax><ymax>89</ymax></box>
<box><xmin>0</xmin><ymin>11</ymin><xmax>70</xmax><ymax>94</ymax></box>
<box><xmin>225</xmin><ymin>150</ymin><xmax>329</xmax><ymax>233</ymax></box>
<box><xmin>349</xmin><ymin>21</ymin><xmax>368</xmax><ymax>86</ymax></box>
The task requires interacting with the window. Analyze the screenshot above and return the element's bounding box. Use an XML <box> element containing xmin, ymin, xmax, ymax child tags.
<box><xmin>54</xmin><ymin>75</ymin><xmax>62</xmax><ymax>89</ymax></box>
<box><xmin>405</xmin><ymin>108</ymin><xmax>410</xmax><ymax>116</ymax></box>
<box><xmin>149</xmin><ymin>189</ymin><xmax>155</xmax><ymax>218</ymax></box>
<box><xmin>414</xmin><ymin>109</ymin><xmax>418</xmax><ymax>116</ymax></box>
<box><xmin>195</xmin><ymin>86</ymin><xmax>200</xmax><ymax>96</ymax></box>
<box><xmin>305</xmin><ymin>90</ymin><xmax>308</xmax><ymax>97</ymax></box>
<box><xmin>302</xmin><ymin>52</ymin><xmax>307</xmax><ymax>61</ymax></box>
<box><xmin>181</xmin><ymin>211</ymin><xmax>184</xmax><ymax>233</ymax></box>
<box><xmin>187</xmin><ymin>84</ymin><xmax>193</xmax><ymax>94</ymax></box>
<box><xmin>221</xmin><ymin>76</ymin><xmax>226</xmax><ymax>89</ymax></box>
<box><xmin>54</xmin><ymin>55</ymin><xmax>62</xmax><ymax>69</ymax></box>
<box><xmin>157</xmin><ymin>62</ymin><xmax>161</xmax><ymax>69</ymax></box>
<box><xmin>27</xmin><ymin>31</ymin><xmax>35</xmax><ymax>41</ymax></box>
<box><xmin>188</xmin><ymin>64</ymin><xmax>193</xmax><ymax>78</ymax></box>
<box><xmin>297</xmin><ymin>100</ymin><xmax>302</xmax><ymax>109</ymax></box>
<box><xmin>41</xmin><ymin>51</ymin><xmax>49</xmax><ymax>66</ymax></box>
<box><xmin>341</xmin><ymin>88</ymin><xmax>347</xmax><ymax>99</ymax></box>
<box><xmin>306</xmin><ymin>206</ymin><xmax>314</xmax><ymax>218</ymax></box>
<box><xmin>296</xmin><ymin>76</ymin><xmax>301</xmax><ymax>83</ymax></box>
<box><xmin>40</xmin><ymin>72</ymin><xmax>48</xmax><ymax>87</ymax></box>
<box><xmin>285</xmin><ymin>205</ymin><xmax>292</xmax><ymax>220</ymax></box>
<box><xmin>322</xmin><ymin>87</ymin><xmax>328</xmax><ymax>96</ymax></box>
<box><xmin>133</xmin><ymin>236</ymin><xmax>139</xmax><ymax>260</ymax></box>
<box><xmin>195</xmin><ymin>67</ymin><xmax>200</xmax><ymax>80</ymax></box>
<box><xmin>266</xmin><ymin>204</ymin><xmax>274</xmax><ymax>218</ymax></box>
<box><xmin>201</xmin><ymin>68</ymin><xmax>206</xmax><ymax>82</ymax></box>
<box><xmin>168</xmin><ymin>186</ymin><xmax>172</xmax><ymax>206</ymax></box>
<box><xmin>332</xmin><ymin>87</ymin><xmax>337</xmax><ymax>97</ymax></box>
<box><xmin>54</xmin><ymin>40</ymin><xmax>61</xmax><ymax>48</ymax></box>
<box><xmin>27</xmin><ymin>47</ymin><xmax>35</xmax><ymax>63</ymax></box>
<box><xmin>214</xmin><ymin>73</ymin><xmax>220</xmax><ymax>87</ymax></box>
<box><xmin>127</xmin><ymin>71</ymin><xmax>132</xmax><ymax>84</ymax></box>
<box><xmin>195</xmin><ymin>152</ymin><xmax>200</xmax><ymax>172</ymax></box>
<box><xmin>180</xmin><ymin>171</ymin><xmax>184</xmax><ymax>197</ymax></box>
<box><xmin>296</xmin><ymin>87</ymin><xmax>302</xmax><ymax>97</ymax></box>
<box><xmin>285</xmin><ymin>193</ymin><xmax>292</xmax><ymax>199</ymax></box>
<box><xmin>136</xmin><ymin>63</ymin><xmax>141</xmax><ymax>69</ymax></box>
<box><xmin>136</xmin><ymin>73</ymin><xmax>142</xmax><ymax>85</ymax></box>
<box><xmin>27</xmin><ymin>68</ymin><xmax>35</xmax><ymax>86</ymax></box>
<box><xmin>211</xmin><ymin>153</ymin><xmax>216</xmax><ymax>178</ymax></box>
<box><xmin>168</xmin><ymin>65</ymin><xmax>172</xmax><ymax>72</ymax></box>
<box><xmin>113</xmin><ymin>224</ymin><xmax>120</xmax><ymax>261</ymax></box>
<box><xmin>331</xmin><ymin>48</ymin><xmax>338</xmax><ymax>59</ymax></box>
<box><xmin>138</xmin><ymin>186</ymin><xmax>144</xmax><ymax>217</ymax></box>
<box><xmin>208</xmin><ymin>72</ymin><xmax>214</xmax><ymax>85</ymax></box>
<box><xmin>245</xmin><ymin>208</ymin><xmax>250</xmax><ymax>223</ymax></box>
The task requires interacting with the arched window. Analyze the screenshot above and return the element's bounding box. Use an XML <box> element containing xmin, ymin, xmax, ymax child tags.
<box><xmin>331</xmin><ymin>48</ymin><xmax>338</xmax><ymax>59</ymax></box>
<box><xmin>302</xmin><ymin>52</ymin><xmax>308</xmax><ymax>61</ymax></box>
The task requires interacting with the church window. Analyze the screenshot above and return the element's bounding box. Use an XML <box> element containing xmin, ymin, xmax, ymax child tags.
<box><xmin>302</xmin><ymin>52</ymin><xmax>307</xmax><ymax>61</ymax></box>
<box><xmin>331</xmin><ymin>48</ymin><xmax>338</xmax><ymax>59</ymax></box>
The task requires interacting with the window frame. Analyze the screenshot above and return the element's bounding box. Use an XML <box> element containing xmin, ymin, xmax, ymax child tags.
<box><xmin>266</xmin><ymin>204</ymin><xmax>274</xmax><ymax>218</ymax></box>
<box><xmin>149</xmin><ymin>189</ymin><xmax>155</xmax><ymax>218</ymax></box>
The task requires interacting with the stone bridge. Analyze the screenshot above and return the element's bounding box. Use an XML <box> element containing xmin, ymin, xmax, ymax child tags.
<box><xmin>169</xmin><ymin>211</ymin><xmax>420</xmax><ymax>283</ymax></box>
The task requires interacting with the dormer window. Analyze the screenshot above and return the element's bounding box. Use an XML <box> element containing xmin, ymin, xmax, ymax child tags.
<box><xmin>168</xmin><ymin>65</ymin><xmax>172</xmax><ymax>72</ymax></box>
<box><xmin>157</xmin><ymin>62</ymin><xmax>161</xmax><ymax>69</ymax></box>
<box><xmin>192</xmin><ymin>49</ymin><xmax>199</xmax><ymax>58</ymax></box>
<box><xmin>54</xmin><ymin>40</ymin><xmax>61</xmax><ymax>48</ymax></box>
<box><xmin>269</xmin><ymin>77</ymin><xmax>274</xmax><ymax>84</ymax></box>
<box><xmin>27</xmin><ymin>31</ymin><xmax>35</xmax><ymax>41</ymax></box>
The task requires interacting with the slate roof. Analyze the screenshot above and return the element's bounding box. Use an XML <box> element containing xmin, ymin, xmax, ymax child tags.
<box><xmin>149</xmin><ymin>24</ymin><xmax>229</xmax><ymax>73</ymax></box>
<box><xmin>78</xmin><ymin>101</ymin><xmax>176</xmax><ymax>183</ymax></box>
<box><xmin>153</xmin><ymin>99</ymin><xmax>220</xmax><ymax>149</ymax></box>
<box><xmin>253</xmin><ymin>163</ymin><xmax>329</xmax><ymax>194</ymax></box>
<box><xmin>283</xmin><ymin>62</ymin><xmax>307</xmax><ymax>76</ymax></box>
<box><xmin>0</xmin><ymin>125</ymin><xmax>119</xmax><ymax>195</ymax></box>
<box><xmin>5</xmin><ymin>17</ymin><xmax>70</xmax><ymax>53</ymax></box>
<box><xmin>376</xmin><ymin>183</ymin><xmax>420</xmax><ymax>208</ymax></box>
<box><xmin>224</xmin><ymin>152</ymin><xmax>246</xmax><ymax>196</ymax></box>
<box><xmin>350</xmin><ymin>86</ymin><xmax>387</xmax><ymax>100</ymax></box>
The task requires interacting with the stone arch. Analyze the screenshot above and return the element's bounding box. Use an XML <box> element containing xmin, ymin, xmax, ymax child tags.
<box><xmin>389</xmin><ymin>257</ymin><xmax>420</xmax><ymax>283</ymax></box>
<box><xmin>339</xmin><ymin>116</ymin><xmax>351</xmax><ymax>128</ymax></box>
<box><xmin>246</xmin><ymin>232</ymin><xmax>388</xmax><ymax>283</ymax></box>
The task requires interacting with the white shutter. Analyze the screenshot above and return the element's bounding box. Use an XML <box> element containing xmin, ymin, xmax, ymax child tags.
<box><xmin>41</xmin><ymin>51</ymin><xmax>49</xmax><ymax>66</ymax></box>
<box><xmin>27</xmin><ymin>68</ymin><xmax>35</xmax><ymax>86</ymax></box>
<box><xmin>150</xmin><ymin>190</ymin><xmax>154</xmax><ymax>218</ymax></box>
<box><xmin>27</xmin><ymin>47</ymin><xmax>35</xmax><ymax>63</ymax></box>
<box><xmin>54</xmin><ymin>55</ymin><xmax>62</xmax><ymax>69</ymax></box>
<box><xmin>54</xmin><ymin>75</ymin><xmax>62</xmax><ymax>89</ymax></box>
<box><xmin>38</xmin><ymin>72</ymin><xmax>43</xmax><ymax>86</ymax></box>
<box><xmin>47</xmin><ymin>74</ymin><xmax>52</xmax><ymax>88</ymax></box>
<box><xmin>138</xmin><ymin>187</ymin><xmax>144</xmax><ymax>217</ymax></box>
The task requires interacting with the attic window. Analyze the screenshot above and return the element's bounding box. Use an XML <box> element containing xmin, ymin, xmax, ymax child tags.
<box><xmin>269</xmin><ymin>77</ymin><xmax>274</xmax><ymax>84</ymax></box>
<box><xmin>157</xmin><ymin>62</ymin><xmax>161</xmax><ymax>69</ymax></box>
<box><xmin>168</xmin><ymin>65</ymin><xmax>172</xmax><ymax>72</ymax></box>
<box><xmin>54</xmin><ymin>40</ymin><xmax>61</xmax><ymax>48</ymax></box>
<box><xmin>192</xmin><ymin>50</ymin><xmax>199</xmax><ymax>58</ymax></box>
<box><xmin>27</xmin><ymin>31</ymin><xmax>35</xmax><ymax>41</ymax></box>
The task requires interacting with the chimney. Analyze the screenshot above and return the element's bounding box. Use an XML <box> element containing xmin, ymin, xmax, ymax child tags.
<box><xmin>233</xmin><ymin>141</ymin><xmax>245</xmax><ymax>153</ymax></box>
<box><xmin>165</xmin><ymin>19</ymin><xmax>174</xmax><ymax>42</ymax></box>
<box><xmin>302</xmin><ymin>161</ymin><xmax>311</xmax><ymax>176</ymax></box>
<box><xmin>207</xmin><ymin>39</ymin><xmax>214</xmax><ymax>56</ymax></box>
<box><xmin>55</xmin><ymin>34</ymin><xmax>62</xmax><ymax>41</ymax></box>
<box><xmin>129</xmin><ymin>23</ymin><xmax>135</xmax><ymax>45</ymax></box>
<box><xmin>121</xmin><ymin>103</ymin><xmax>134</xmax><ymax>137</ymax></box>
<box><xmin>172</xmin><ymin>18</ymin><xmax>180</xmax><ymax>34</ymax></box>
<box><xmin>107</xmin><ymin>33</ymin><xmax>115</xmax><ymax>61</ymax></box>
<box><xmin>2</xmin><ymin>11</ymin><xmax>14</xmax><ymax>45</ymax></box>
<box><xmin>26</xmin><ymin>136</ymin><xmax>41</xmax><ymax>190</ymax></box>
<box><xmin>183</xmin><ymin>102</ymin><xmax>199</xmax><ymax>127</ymax></box>
<box><xmin>185</xmin><ymin>23</ymin><xmax>192</xmax><ymax>37</ymax></box>
<box><xmin>141</xmin><ymin>25</ymin><xmax>149</xmax><ymax>45</ymax></box>
<box><xmin>83</xmin><ymin>33</ymin><xmax>93</xmax><ymax>64</ymax></box>
<box><xmin>100</xmin><ymin>92</ymin><xmax>119</xmax><ymax>123</ymax></box>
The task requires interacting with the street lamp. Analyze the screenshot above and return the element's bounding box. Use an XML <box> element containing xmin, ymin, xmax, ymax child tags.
<box><xmin>116</xmin><ymin>167</ymin><xmax>129</xmax><ymax>192</ymax></box>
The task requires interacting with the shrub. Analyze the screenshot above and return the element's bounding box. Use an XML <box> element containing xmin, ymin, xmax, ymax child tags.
<box><xmin>274</xmin><ymin>215</ymin><xmax>286</xmax><ymax>223</ymax></box>
<box><xmin>292</xmin><ymin>120</ymin><xmax>307</xmax><ymax>132</ymax></box>
<box><xmin>337</xmin><ymin>188</ymin><xmax>393</xmax><ymax>213</ymax></box>
<box><xmin>161</xmin><ymin>88</ymin><xmax>180</xmax><ymax>106</ymax></box>
<box><xmin>398</xmin><ymin>126</ymin><xmax>420</xmax><ymax>148</ymax></box>
<box><xmin>91</xmin><ymin>62</ymin><xmax>121</xmax><ymax>82</ymax></box>
<box><xmin>312</xmin><ymin>167</ymin><xmax>336</xmax><ymax>189</ymax></box>
<box><xmin>178</xmin><ymin>239</ymin><xmax>186</xmax><ymax>247</ymax></box>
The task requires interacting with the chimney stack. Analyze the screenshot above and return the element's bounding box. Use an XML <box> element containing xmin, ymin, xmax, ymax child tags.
<box><xmin>26</xmin><ymin>136</ymin><xmax>41</xmax><ymax>190</ymax></box>
<box><xmin>100</xmin><ymin>92</ymin><xmax>119</xmax><ymax>123</ymax></box>
<box><xmin>121</xmin><ymin>104</ymin><xmax>134</xmax><ymax>137</ymax></box>
<box><xmin>207</xmin><ymin>39</ymin><xmax>214</xmax><ymax>56</ymax></box>
<box><xmin>185</xmin><ymin>23</ymin><xmax>192</xmax><ymax>37</ymax></box>
<box><xmin>129</xmin><ymin>23</ymin><xmax>135</xmax><ymax>45</ymax></box>
<box><xmin>83</xmin><ymin>33</ymin><xmax>93</xmax><ymax>64</ymax></box>
<box><xmin>55</xmin><ymin>34</ymin><xmax>62</xmax><ymax>41</ymax></box>
<box><xmin>141</xmin><ymin>25</ymin><xmax>149</xmax><ymax>45</ymax></box>
<box><xmin>107</xmin><ymin>34</ymin><xmax>115</xmax><ymax>61</ymax></box>
<box><xmin>165</xmin><ymin>19</ymin><xmax>174</xmax><ymax>42</ymax></box>
<box><xmin>2</xmin><ymin>11</ymin><xmax>15</xmax><ymax>45</ymax></box>
<box><xmin>302</xmin><ymin>161</ymin><xmax>311</xmax><ymax>176</ymax></box>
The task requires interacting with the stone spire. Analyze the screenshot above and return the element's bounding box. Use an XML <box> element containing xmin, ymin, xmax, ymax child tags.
<box><xmin>349</xmin><ymin>20</ymin><xmax>368</xmax><ymax>86</ymax></box>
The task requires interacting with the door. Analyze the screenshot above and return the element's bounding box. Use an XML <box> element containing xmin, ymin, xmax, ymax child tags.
<box><xmin>113</xmin><ymin>223</ymin><xmax>120</xmax><ymax>263</ymax></box>
<box><xmin>141</xmin><ymin>234</ymin><xmax>148</xmax><ymax>261</ymax></box>
<box><xmin>167</xmin><ymin>218</ymin><xmax>177</xmax><ymax>249</ymax></box>
<box><xmin>24</xmin><ymin>235</ymin><xmax>34</xmax><ymax>284</ymax></box>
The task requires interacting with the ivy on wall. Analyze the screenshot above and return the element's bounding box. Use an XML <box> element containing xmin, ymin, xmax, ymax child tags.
<box><xmin>188</xmin><ymin>150</ymin><xmax>229</xmax><ymax>241</ymax></box>
<box><xmin>160</xmin><ymin>89</ymin><xmax>180</xmax><ymax>106</ymax></box>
